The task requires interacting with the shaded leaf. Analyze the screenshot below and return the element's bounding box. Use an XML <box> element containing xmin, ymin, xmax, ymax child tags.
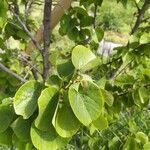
<box><xmin>11</xmin><ymin>117</ymin><xmax>32</xmax><ymax>142</ymax></box>
<box><xmin>31</xmin><ymin>124</ymin><xmax>69</xmax><ymax>150</ymax></box>
<box><xmin>54</xmin><ymin>105</ymin><xmax>80</xmax><ymax>138</ymax></box>
<box><xmin>0</xmin><ymin>128</ymin><xmax>13</xmax><ymax>146</ymax></box>
<box><xmin>35</xmin><ymin>87</ymin><xmax>58</xmax><ymax>131</ymax></box>
<box><xmin>0</xmin><ymin>98</ymin><xmax>14</xmax><ymax>132</ymax></box>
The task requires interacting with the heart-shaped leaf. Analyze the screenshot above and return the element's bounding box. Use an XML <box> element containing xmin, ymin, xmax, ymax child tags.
<box><xmin>69</xmin><ymin>81</ymin><xmax>104</xmax><ymax>126</ymax></box>
<box><xmin>71</xmin><ymin>45</ymin><xmax>96</xmax><ymax>70</ymax></box>
<box><xmin>14</xmin><ymin>81</ymin><xmax>42</xmax><ymax>119</ymax></box>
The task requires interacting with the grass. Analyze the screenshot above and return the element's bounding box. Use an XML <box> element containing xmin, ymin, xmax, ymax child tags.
<box><xmin>104</xmin><ymin>31</ymin><xmax>129</xmax><ymax>45</ymax></box>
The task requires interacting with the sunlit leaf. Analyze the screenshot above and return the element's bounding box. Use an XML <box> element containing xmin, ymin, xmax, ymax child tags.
<box><xmin>101</xmin><ymin>89</ymin><xmax>114</xmax><ymax>107</ymax></box>
<box><xmin>69</xmin><ymin>81</ymin><xmax>104</xmax><ymax>126</ymax></box>
<box><xmin>135</xmin><ymin>132</ymin><xmax>149</xmax><ymax>144</ymax></box>
<box><xmin>71</xmin><ymin>45</ymin><xmax>96</xmax><ymax>70</ymax></box>
<box><xmin>92</xmin><ymin>115</ymin><xmax>108</xmax><ymax>131</ymax></box>
<box><xmin>14</xmin><ymin>81</ymin><xmax>42</xmax><ymax>119</ymax></box>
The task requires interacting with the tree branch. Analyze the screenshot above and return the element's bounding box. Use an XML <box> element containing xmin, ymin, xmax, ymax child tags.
<box><xmin>13</xmin><ymin>13</ymin><xmax>43</xmax><ymax>52</ymax></box>
<box><xmin>131</xmin><ymin>0</ymin><xmax>150</xmax><ymax>35</ymax></box>
<box><xmin>19</xmin><ymin>53</ymin><xmax>42</xmax><ymax>79</ymax></box>
<box><xmin>24</xmin><ymin>0</ymin><xmax>34</xmax><ymax>24</ymax></box>
<box><xmin>0</xmin><ymin>63</ymin><xmax>26</xmax><ymax>83</ymax></box>
<box><xmin>25</xmin><ymin>0</ymin><xmax>73</xmax><ymax>54</ymax></box>
<box><xmin>42</xmin><ymin>0</ymin><xmax>52</xmax><ymax>81</ymax></box>
<box><xmin>109</xmin><ymin>59</ymin><xmax>134</xmax><ymax>81</ymax></box>
<box><xmin>133</xmin><ymin>0</ymin><xmax>140</xmax><ymax>13</ymax></box>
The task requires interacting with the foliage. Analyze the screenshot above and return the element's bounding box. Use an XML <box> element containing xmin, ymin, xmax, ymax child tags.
<box><xmin>0</xmin><ymin>0</ymin><xmax>150</xmax><ymax>150</ymax></box>
<box><xmin>97</xmin><ymin>0</ymin><xmax>136</xmax><ymax>32</ymax></box>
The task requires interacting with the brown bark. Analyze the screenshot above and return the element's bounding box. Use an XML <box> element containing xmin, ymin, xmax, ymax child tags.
<box><xmin>42</xmin><ymin>0</ymin><xmax>52</xmax><ymax>81</ymax></box>
<box><xmin>25</xmin><ymin>0</ymin><xmax>73</xmax><ymax>54</ymax></box>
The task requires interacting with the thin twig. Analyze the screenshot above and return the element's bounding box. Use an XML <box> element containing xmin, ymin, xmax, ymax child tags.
<box><xmin>133</xmin><ymin>0</ymin><xmax>140</xmax><ymax>13</ymax></box>
<box><xmin>25</xmin><ymin>0</ymin><xmax>73</xmax><ymax>54</ymax></box>
<box><xmin>93</xmin><ymin>4</ymin><xmax>97</xmax><ymax>29</ymax></box>
<box><xmin>0</xmin><ymin>63</ymin><xmax>26</xmax><ymax>83</ymax></box>
<box><xmin>14</xmin><ymin>13</ymin><xmax>43</xmax><ymax>52</ymax></box>
<box><xmin>24</xmin><ymin>0</ymin><xmax>34</xmax><ymax>24</ymax></box>
<box><xmin>19</xmin><ymin>53</ymin><xmax>42</xmax><ymax>76</ymax></box>
<box><xmin>9</xmin><ymin>5</ymin><xmax>43</xmax><ymax>52</ymax></box>
<box><xmin>110</xmin><ymin>59</ymin><xmax>134</xmax><ymax>81</ymax></box>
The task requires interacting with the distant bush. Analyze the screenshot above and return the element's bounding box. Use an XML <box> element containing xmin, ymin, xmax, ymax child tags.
<box><xmin>97</xmin><ymin>0</ymin><xmax>136</xmax><ymax>33</ymax></box>
<box><xmin>99</xmin><ymin>10</ymin><xmax>122</xmax><ymax>31</ymax></box>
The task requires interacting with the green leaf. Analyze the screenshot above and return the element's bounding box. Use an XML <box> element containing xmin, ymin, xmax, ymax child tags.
<box><xmin>67</xmin><ymin>27</ymin><xmax>79</xmax><ymax>41</ymax></box>
<box><xmin>123</xmin><ymin>137</ymin><xmax>138</xmax><ymax>150</ymax></box>
<box><xmin>115</xmin><ymin>74</ymin><xmax>135</xmax><ymax>87</ymax></box>
<box><xmin>140</xmin><ymin>33</ymin><xmax>150</xmax><ymax>44</ymax></box>
<box><xmin>0</xmin><ymin>0</ymin><xmax>8</xmax><ymax>28</ymax></box>
<box><xmin>80</xmin><ymin>16</ymin><xmax>94</xmax><ymax>27</ymax></box>
<box><xmin>135</xmin><ymin>132</ymin><xmax>148</xmax><ymax>144</ymax></box>
<box><xmin>0</xmin><ymin>128</ymin><xmax>13</xmax><ymax>146</ymax></box>
<box><xmin>69</xmin><ymin>81</ymin><xmax>104</xmax><ymax>126</ymax></box>
<box><xmin>132</xmin><ymin>87</ymin><xmax>150</xmax><ymax>107</ymax></box>
<box><xmin>92</xmin><ymin>115</ymin><xmax>108</xmax><ymax>131</ymax></box>
<box><xmin>54</xmin><ymin>105</ymin><xmax>80</xmax><ymax>138</ymax></box>
<box><xmin>94</xmin><ymin>0</ymin><xmax>103</xmax><ymax>6</ymax></box>
<box><xmin>11</xmin><ymin>117</ymin><xmax>32</xmax><ymax>142</ymax></box>
<box><xmin>101</xmin><ymin>89</ymin><xmax>114</xmax><ymax>107</ymax></box>
<box><xmin>47</xmin><ymin>75</ymin><xmax>62</xmax><ymax>88</ymax></box>
<box><xmin>0</xmin><ymin>98</ymin><xmax>14</xmax><ymax>132</ymax></box>
<box><xmin>31</xmin><ymin>124</ymin><xmax>69</xmax><ymax>150</ymax></box>
<box><xmin>59</xmin><ymin>14</ymin><xmax>71</xmax><ymax>36</ymax></box>
<box><xmin>96</xmin><ymin>77</ymin><xmax>106</xmax><ymax>89</ymax></box>
<box><xmin>12</xmin><ymin>134</ymin><xmax>35</xmax><ymax>150</ymax></box>
<box><xmin>143</xmin><ymin>142</ymin><xmax>150</xmax><ymax>150</ymax></box>
<box><xmin>14</xmin><ymin>81</ymin><xmax>42</xmax><ymax>119</ymax></box>
<box><xmin>71</xmin><ymin>45</ymin><xmax>96</xmax><ymax>70</ymax></box>
<box><xmin>95</xmin><ymin>27</ymin><xmax>104</xmax><ymax>42</ymax></box>
<box><xmin>5</xmin><ymin>22</ymin><xmax>28</xmax><ymax>40</ymax></box>
<box><xmin>0</xmin><ymin>37</ymin><xmax>6</xmax><ymax>50</ymax></box>
<box><xmin>108</xmin><ymin>137</ymin><xmax>121</xmax><ymax>150</ymax></box>
<box><xmin>57</xmin><ymin>59</ymin><xmax>75</xmax><ymax>78</ymax></box>
<box><xmin>73</xmin><ymin>7</ymin><xmax>88</xmax><ymax>16</ymax></box>
<box><xmin>80</xmin><ymin>57</ymin><xmax>101</xmax><ymax>72</ymax></box>
<box><xmin>35</xmin><ymin>87</ymin><xmax>58</xmax><ymax>131</ymax></box>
